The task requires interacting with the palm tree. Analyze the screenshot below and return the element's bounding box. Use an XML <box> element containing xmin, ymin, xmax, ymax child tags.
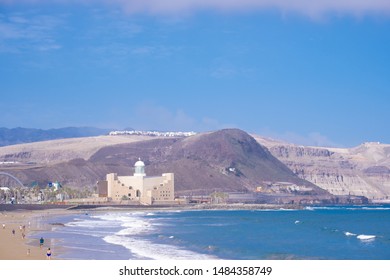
<box><xmin>0</xmin><ymin>189</ymin><xmax>5</xmax><ymax>203</ymax></box>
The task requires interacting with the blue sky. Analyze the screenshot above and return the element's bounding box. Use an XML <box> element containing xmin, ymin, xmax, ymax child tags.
<box><xmin>0</xmin><ymin>1</ymin><xmax>389</xmax><ymax>147</ymax></box>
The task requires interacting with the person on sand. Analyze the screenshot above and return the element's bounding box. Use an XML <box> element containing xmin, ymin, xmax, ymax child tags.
<box><xmin>40</xmin><ymin>237</ymin><xmax>44</xmax><ymax>248</ymax></box>
<box><xmin>2</xmin><ymin>223</ymin><xmax>5</xmax><ymax>229</ymax></box>
<box><xmin>12</xmin><ymin>229</ymin><xmax>15</xmax><ymax>236</ymax></box>
<box><xmin>46</xmin><ymin>248</ymin><xmax>52</xmax><ymax>260</ymax></box>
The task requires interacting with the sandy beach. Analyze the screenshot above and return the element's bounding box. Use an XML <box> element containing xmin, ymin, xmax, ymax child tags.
<box><xmin>0</xmin><ymin>206</ymin><xmax>187</xmax><ymax>260</ymax></box>
<box><xmin>0</xmin><ymin>209</ymin><xmax>66</xmax><ymax>260</ymax></box>
<box><xmin>0</xmin><ymin>203</ymin><xmax>300</xmax><ymax>260</ymax></box>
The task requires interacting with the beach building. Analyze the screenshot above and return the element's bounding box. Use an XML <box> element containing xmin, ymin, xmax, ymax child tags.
<box><xmin>97</xmin><ymin>159</ymin><xmax>175</xmax><ymax>205</ymax></box>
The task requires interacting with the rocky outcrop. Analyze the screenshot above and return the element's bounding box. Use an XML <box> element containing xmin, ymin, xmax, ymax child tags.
<box><xmin>253</xmin><ymin>136</ymin><xmax>390</xmax><ymax>200</ymax></box>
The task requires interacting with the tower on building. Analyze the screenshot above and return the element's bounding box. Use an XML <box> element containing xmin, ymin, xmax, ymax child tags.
<box><xmin>134</xmin><ymin>158</ymin><xmax>146</xmax><ymax>177</ymax></box>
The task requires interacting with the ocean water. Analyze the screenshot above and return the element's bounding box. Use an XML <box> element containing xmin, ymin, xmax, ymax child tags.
<box><xmin>35</xmin><ymin>206</ymin><xmax>390</xmax><ymax>260</ymax></box>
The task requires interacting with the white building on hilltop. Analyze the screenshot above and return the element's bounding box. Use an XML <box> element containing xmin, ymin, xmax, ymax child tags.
<box><xmin>97</xmin><ymin>159</ymin><xmax>175</xmax><ymax>205</ymax></box>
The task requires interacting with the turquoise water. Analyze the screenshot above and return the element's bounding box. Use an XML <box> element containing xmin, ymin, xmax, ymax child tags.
<box><xmin>38</xmin><ymin>206</ymin><xmax>390</xmax><ymax>260</ymax></box>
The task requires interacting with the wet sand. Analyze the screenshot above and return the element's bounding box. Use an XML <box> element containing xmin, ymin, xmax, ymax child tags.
<box><xmin>0</xmin><ymin>210</ymin><xmax>66</xmax><ymax>260</ymax></box>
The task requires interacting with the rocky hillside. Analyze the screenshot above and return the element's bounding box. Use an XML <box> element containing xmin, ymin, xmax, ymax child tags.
<box><xmin>0</xmin><ymin>135</ymin><xmax>158</xmax><ymax>165</ymax></box>
<box><xmin>253</xmin><ymin>136</ymin><xmax>390</xmax><ymax>200</ymax></box>
<box><xmin>91</xmin><ymin>129</ymin><xmax>327</xmax><ymax>196</ymax></box>
<box><xmin>0</xmin><ymin>129</ymin><xmax>327</xmax><ymax>198</ymax></box>
<box><xmin>4</xmin><ymin>127</ymin><xmax>388</xmax><ymax>202</ymax></box>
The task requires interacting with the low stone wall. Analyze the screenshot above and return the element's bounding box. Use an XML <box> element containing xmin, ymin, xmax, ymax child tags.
<box><xmin>0</xmin><ymin>204</ymin><xmax>71</xmax><ymax>211</ymax></box>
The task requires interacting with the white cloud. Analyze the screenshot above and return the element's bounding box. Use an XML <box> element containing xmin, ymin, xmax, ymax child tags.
<box><xmin>0</xmin><ymin>21</ymin><xmax>23</xmax><ymax>39</ymax></box>
<box><xmin>2</xmin><ymin>0</ymin><xmax>390</xmax><ymax>18</ymax></box>
<box><xmin>108</xmin><ymin>0</ymin><xmax>390</xmax><ymax>18</ymax></box>
<box><xmin>0</xmin><ymin>13</ymin><xmax>65</xmax><ymax>52</ymax></box>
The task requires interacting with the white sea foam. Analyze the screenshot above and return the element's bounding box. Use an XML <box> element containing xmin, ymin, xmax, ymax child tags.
<box><xmin>307</xmin><ymin>207</ymin><xmax>342</xmax><ymax>210</ymax></box>
<box><xmin>59</xmin><ymin>229</ymin><xmax>112</xmax><ymax>238</ymax></box>
<box><xmin>344</xmin><ymin>231</ymin><xmax>357</xmax><ymax>236</ymax></box>
<box><xmin>205</xmin><ymin>223</ymin><xmax>232</xmax><ymax>227</ymax></box>
<box><xmin>99</xmin><ymin>212</ymin><xmax>218</xmax><ymax>260</ymax></box>
<box><xmin>62</xmin><ymin>245</ymin><xmax>117</xmax><ymax>254</ymax></box>
<box><xmin>65</xmin><ymin>219</ymin><xmax>116</xmax><ymax>229</ymax></box>
<box><xmin>63</xmin><ymin>212</ymin><xmax>153</xmax><ymax>240</ymax></box>
<box><xmin>357</xmin><ymin>235</ymin><xmax>376</xmax><ymax>241</ymax></box>
<box><xmin>103</xmin><ymin>235</ymin><xmax>217</xmax><ymax>260</ymax></box>
<box><xmin>308</xmin><ymin>206</ymin><xmax>390</xmax><ymax>211</ymax></box>
<box><xmin>117</xmin><ymin>220</ymin><xmax>154</xmax><ymax>236</ymax></box>
<box><xmin>253</xmin><ymin>209</ymin><xmax>298</xmax><ymax>212</ymax></box>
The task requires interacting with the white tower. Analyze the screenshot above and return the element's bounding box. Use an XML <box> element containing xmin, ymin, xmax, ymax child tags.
<box><xmin>134</xmin><ymin>158</ymin><xmax>146</xmax><ymax>177</ymax></box>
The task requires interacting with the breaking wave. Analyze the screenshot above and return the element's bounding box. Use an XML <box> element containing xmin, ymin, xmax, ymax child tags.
<box><xmin>98</xmin><ymin>212</ymin><xmax>217</xmax><ymax>260</ymax></box>
<box><xmin>357</xmin><ymin>235</ymin><xmax>376</xmax><ymax>241</ymax></box>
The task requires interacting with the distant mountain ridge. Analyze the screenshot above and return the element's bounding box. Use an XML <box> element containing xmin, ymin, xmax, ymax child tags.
<box><xmin>0</xmin><ymin>127</ymin><xmax>197</xmax><ymax>147</ymax></box>
<box><xmin>1</xmin><ymin>127</ymin><xmax>388</xmax><ymax>203</ymax></box>
<box><xmin>0</xmin><ymin>129</ymin><xmax>330</xmax><ymax>202</ymax></box>
<box><xmin>0</xmin><ymin>127</ymin><xmax>113</xmax><ymax>147</ymax></box>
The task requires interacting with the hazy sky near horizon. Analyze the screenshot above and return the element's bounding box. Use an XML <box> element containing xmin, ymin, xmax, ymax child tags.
<box><xmin>1</xmin><ymin>1</ymin><xmax>389</xmax><ymax>147</ymax></box>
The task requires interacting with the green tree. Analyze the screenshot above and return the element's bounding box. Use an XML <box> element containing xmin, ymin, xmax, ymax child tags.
<box><xmin>210</xmin><ymin>192</ymin><xmax>228</xmax><ymax>204</ymax></box>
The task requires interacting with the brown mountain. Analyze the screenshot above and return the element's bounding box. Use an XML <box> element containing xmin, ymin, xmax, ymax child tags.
<box><xmin>1</xmin><ymin>129</ymin><xmax>327</xmax><ymax>198</ymax></box>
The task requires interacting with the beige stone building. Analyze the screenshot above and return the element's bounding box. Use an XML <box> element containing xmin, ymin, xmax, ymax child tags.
<box><xmin>97</xmin><ymin>159</ymin><xmax>175</xmax><ymax>205</ymax></box>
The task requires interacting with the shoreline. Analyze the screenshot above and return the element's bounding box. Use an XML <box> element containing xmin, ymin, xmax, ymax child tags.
<box><xmin>0</xmin><ymin>208</ymin><xmax>77</xmax><ymax>260</ymax></box>
<box><xmin>2</xmin><ymin>200</ymin><xmax>386</xmax><ymax>214</ymax></box>
<box><xmin>1</xmin><ymin>210</ymin><xmax>47</xmax><ymax>260</ymax></box>
<box><xmin>0</xmin><ymin>203</ymin><xmax>298</xmax><ymax>260</ymax></box>
<box><xmin>2</xmin><ymin>203</ymin><xmax>388</xmax><ymax>260</ymax></box>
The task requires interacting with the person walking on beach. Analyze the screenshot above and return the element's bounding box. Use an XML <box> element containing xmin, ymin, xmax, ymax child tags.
<box><xmin>40</xmin><ymin>237</ymin><xmax>44</xmax><ymax>248</ymax></box>
<box><xmin>2</xmin><ymin>223</ymin><xmax>5</xmax><ymax>229</ymax></box>
<box><xmin>12</xmin><ymin>229</ymin><xmax>15</xmax><ymax>236</ymax></box>
<box><xmin>46</xmin><ymin>248</ymin><xmax>52</xmax><ymax>260</ymax></box>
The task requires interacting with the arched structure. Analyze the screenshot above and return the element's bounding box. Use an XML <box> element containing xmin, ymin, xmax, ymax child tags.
<box><xmin>0</xmin><ymin>172</ymin><xmax>25</xmax><ymax>188</ymax></box>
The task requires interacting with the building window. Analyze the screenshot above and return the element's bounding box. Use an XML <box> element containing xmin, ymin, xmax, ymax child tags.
<box><xmin>128</xmin><ymin>193</ymin><xmax>131</xmax><ymax>197</ymax></box>
<box><xmin>129</xmin><ymin>187</ymin><xmax>133</xmax><ymax>190</ymax></box>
